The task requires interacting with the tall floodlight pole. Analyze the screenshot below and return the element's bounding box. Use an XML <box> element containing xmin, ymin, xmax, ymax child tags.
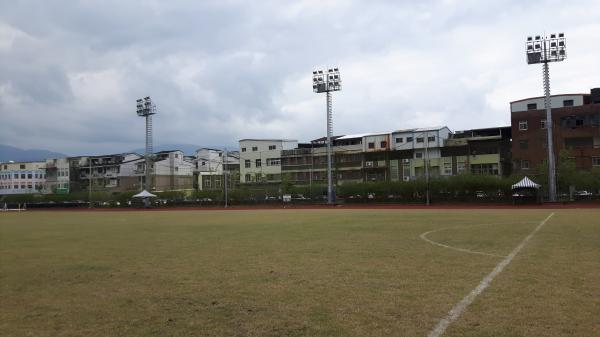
<box><xmin>525</xmin><ymin>33</ymin><xmax>566</xmax><ymax>202</ymax></box>
<box><xmin>136</xmin><ymin>97</ymin><xmax>157</xmax><ymax>192</ymax></box>
<box><xmin>312</xmin><ymin>67</ymin><xmax>341</xmax><ymax>204</ymax></box>
<box><xmin>223</xmin><ymin>149</ymin><xmax>228</xmax><ymax>208</ymax></box>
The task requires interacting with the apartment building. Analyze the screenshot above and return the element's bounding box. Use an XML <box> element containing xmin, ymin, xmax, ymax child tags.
<box><xmin>128</xmin><ymin>150</ymin><xmax>195</xmax><ymax>191</ymax></box>
<box><xmin>239</xmin><ymin>139</ymin><xmax>298</xmax><ymax>183</ymax></box>
<box><xmin>511</xmin><ymin>88</ymin><xmax>600</xmax><ymax>174</ymax></box>
<box><xmin>0</xmin><ymin>161</ymin><xmax>47</xmax><ymax>195</ymax></box>
<box><xmin>442</xmin><ymin>126</ymin><xmax>512</xmax><ymax>176</ymax></box>
<box><xmin>391</xmin><ymin>127</ymin><xmax>452</xmax><ymax>180</ymax></box>
<box><xmin>69</xmin><ymin>153</ymin><xmax>142</xmax><ymax>192</ymax></box>
<box><xmin>44</xmin><ymin>157</ymin><xmax>70</xmax><ymax>194</ymax></box>
<box><xmin>195</xmin><ymin>148</ymin><xmax>240</xmax><ymax>190</ymax></box>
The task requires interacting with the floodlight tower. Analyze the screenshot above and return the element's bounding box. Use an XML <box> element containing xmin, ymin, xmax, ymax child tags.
<box><xmin>312</xmin><ymin>67</ymin><xmax>341</xmax><ymax>204</ymax></box>
<box><xmin>525</xmin><ymin>33</ymin><xmax>567</xmax><ymax>202</ymax></box>
<box><xmin>136</xmin><ymin>97</ymin><xmax>157</xmax><ymax>191</ymax></box>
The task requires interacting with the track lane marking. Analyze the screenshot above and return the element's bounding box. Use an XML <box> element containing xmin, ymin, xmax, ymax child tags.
<box><xmin>426</xmin><ymin>213</ymin><xmax>555</xmax><ymax>337</ymax></box>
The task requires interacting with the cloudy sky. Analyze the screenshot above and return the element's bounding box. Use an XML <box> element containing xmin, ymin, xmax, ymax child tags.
<box><xmin>1</xmin><ymin>0</ymin><xmax>598</xmax><ymax>155</ymax></box>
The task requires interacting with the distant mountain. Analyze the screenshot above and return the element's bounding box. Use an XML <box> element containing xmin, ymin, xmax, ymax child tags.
<box><xmin>0</xmin><ymin>144</ymin><xmax>67</xmax><ymax>163</ymax></box>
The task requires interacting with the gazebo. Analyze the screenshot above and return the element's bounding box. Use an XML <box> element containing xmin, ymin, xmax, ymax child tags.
<box><xmin>511</xmin><ymin>176</ymin><xmax>542</xmax><ymax>204</ymax></box>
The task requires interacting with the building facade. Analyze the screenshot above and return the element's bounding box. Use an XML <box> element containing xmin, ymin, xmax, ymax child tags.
<box><xmin>239</xmin><ymin>139</ymin><xmax>298</xmax><ymax>183</ymax></box>
<box><xmin>44</xmin><ymin>158</ymin><xmax>70</xmax><ymax>194</ymax></box>
<box><xmin>511</xmin><ymin>88</ymin><xmax>600</xmax><ymax>174</ymax></box>
<box><xmin>195</xmin><ymin>148</ymin><xmax>240</xmax><ymax>191</ymax></box>
<box><xmin>0</xmin><ymin>161</ymin><xmax>47</xmax><ymax>195</ymax></box>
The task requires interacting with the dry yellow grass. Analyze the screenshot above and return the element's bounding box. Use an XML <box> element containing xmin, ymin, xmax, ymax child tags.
<box><xmin>0</xmin><ymin>209</ymin><xmax>598</xmax><ymax>336</ymax></box>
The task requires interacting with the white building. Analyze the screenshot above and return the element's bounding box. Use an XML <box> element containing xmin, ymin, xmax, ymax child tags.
<box><xmin>45</xmin><ymin>157</ymin><xmax>70</xmax><ymax>194</ymax></box>
<box><xmin>239</xmin><ymin>139</ymin><xmax>297</xmax><ymax>183</ymax></box>
<box><xmin>391</xmin><ymin>127</ymin><xmax>452</xmax><ymax>180</ymax></box>
<box><xmin>195</xmin><ymin>148</ymin><xmax>240</xmax><ymax>190</ymax></box>
<box><xmin>0</xmin><ymin>161</ymin><xmax>47</xmax><ymax>195</ymax></box>
<box><xmin>129</xmin><ymin>150</ymin><xmax>195</xmax><ymax>191</ymax></box>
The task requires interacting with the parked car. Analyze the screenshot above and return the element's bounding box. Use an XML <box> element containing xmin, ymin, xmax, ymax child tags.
<box><xmin>575</xmin><ymin>190</ymin><xmax>593</xmax><ymax>196</ymax></box>
<box><xmin>475</xmin><ymin>191</ymin><xmax>487</xmax><ymax>198</ymax></box>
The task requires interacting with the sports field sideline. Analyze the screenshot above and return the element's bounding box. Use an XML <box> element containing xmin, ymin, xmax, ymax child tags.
<box><xmin>1</xmin><ymin>208</ymin><xmax>599</xmax><ymax>336</ymax></box>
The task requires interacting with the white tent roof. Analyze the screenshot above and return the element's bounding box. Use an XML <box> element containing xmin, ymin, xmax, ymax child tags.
<box><xmin>132</xmin><ymin>190</ymin><xmax>157</xmax><ymax>198</ymax></box>
<box><xmin>512</xmin><ymin>176</ymin><xmax>541</xmax><ymax>190</ymax></box>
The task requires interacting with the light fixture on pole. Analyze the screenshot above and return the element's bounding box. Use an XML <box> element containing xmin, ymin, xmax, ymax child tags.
<box><xmin>312</xmin><ymin>67</ymin><xmax>341</xmax><ymax>204</ymax></box>
<box><xmin>525</xmin><ymin>33</ymin><xmax>566</xmax><ymax>202</ymax></box>
<box><xmin>136</xmin><ymin>97</ymin><xmax>157</xmax><ymax>192</ymax></box>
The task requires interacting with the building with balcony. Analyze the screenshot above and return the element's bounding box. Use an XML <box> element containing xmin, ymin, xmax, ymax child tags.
<box><xmin>391</xmin><ymin>127</ymin><xmax>452</xmax><ymax>180</ymax></box>
<box><xmin>511</xmin><ymin>88</ymin><xmax>600</xmax><ymax>174</ymax></box>
<box><xmin>127</xmin><ymin>150</ymin><xmax>195</xmax><ymax>191</ymax></box>
<box><xmin>239</xmin><ymin>139</ymin><xmax>298</xmax><ymax>184</ymax></box>
<box><xmin>195</xmin><ymin>148</ymin><xmax>240</xmax><ymax>191</ymax></box>
<box><xmin>69</xmin><ymin>153</ymin><xmax>142</xmax><ymax>192</ymax></box>
<box><xmin>442</xmin><ymin>126</ymin><xmax>512</xmax><ymax>177</ymax></box>
<box><xmin>44</xmin><ymin>157</ymin><xmax>70</xmax><ymax>194</ymax></box>
<box><xmin>0</xmin><ymin>161</ymin><xmax>47</xmax><ymax>195</ymax></box>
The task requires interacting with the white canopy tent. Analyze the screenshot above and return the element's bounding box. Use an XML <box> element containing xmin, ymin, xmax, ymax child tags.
<box><xmin>511</xmin><ymin>176</ymin><xmax>541</xmax><ymax>190</ymax></box>
<box><xmin>132</xmin><ymin>190</ymin><xmax>157</xmax><ymax>198</ymax></box>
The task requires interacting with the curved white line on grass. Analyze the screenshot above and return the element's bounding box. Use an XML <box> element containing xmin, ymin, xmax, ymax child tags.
<box><xmin>427</xmin><ymin>213</ymin><xmax>555</xmax><ymax>337</ymax></box>
<box><xmin>420</xmin><ymin>226</ymin><xmax>508</xmax><ymax>258</ymax></box>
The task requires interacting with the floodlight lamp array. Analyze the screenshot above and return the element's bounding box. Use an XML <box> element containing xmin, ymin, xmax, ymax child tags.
<box><xmin>526</xmin><ymin>33</ymin><xmax>566</xmax><ymax>64</ymax></box>
<box><xmin>312</xmin><ymin>67</ymin><xmax>341</xmax><ymax>93</ymax></box>
<box><xmin>136</xmin><ymin>96</ymin><xmax>156</xmax><ymax>116</ymax></box>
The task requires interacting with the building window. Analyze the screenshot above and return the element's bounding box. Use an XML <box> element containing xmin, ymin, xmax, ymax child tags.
<box><xmin>241</xmin><ymin>147</ymin><xmax>246</xmax><ymax>152</ymax></box>
<box><xmin>563</xmin><ymin>99</ymin><xmax>574</xmax><ymax>107</ymax></box>
<box><xmin>527</xmin><ymin>103</ymin><xmax>537</xmax><ymax>110</ymax></box>
<box><xmin>252</xmin><ymin>146</ymin><xmax>258</xmax><ymax>151</ymax></box>
<box><xmin>245</xmin><ymin>174</ymin><xmax>251</xmax><ymax>182</ymax></box>
<box><xmin>519</xmin><ymin>120</ymin><xmax>528</xmax><ymax>131</ymax></box>
<box><xmin>28</xmin><ymin>173</ymin><xmax>32</xmax><ymax>179</ymax></box>
<box><xmin>266</xmin><ymin>158</ymin><xmax>280</xmax><ymax>166</ymax></box>
<box><xmin>380</xmin><ymin>141</ymin><xmax>387</xmax><ymax>148</ymax></box>
<box><xmin>20</xmin><ymin>164</ymin><xmax>25</xmax><ymax>169</ymax></box>
<box><xmin>415</xmin><ymin>152</ymin><xmax>423</xmax><ymax>159</ymax></box>
<box><xmin>406</xmin><ymin>137</ymin><xmax>413</xmax><ymax>142</ymax></box>
<box><xmin>245</xmin><ymin>160</ymin><xmax>251</xmax><ymax>168</ymax></box>
<box><xmin>521</xmin><ymin>160</ymin><xmax>530</xmax><ymax>169</ymax></box>
<box><xmin>540</xmin><ymin>119</ymin><xmax>547</xmax><ymax>129</ymax></box>
<box><xmin>519</xmin><ymin>140</ymin><xmax>529</xmax><ymax>149</ymax></box>
<box><xmin>457</xmin><ymin>162</ymin><xmax>466</xmax><ymax>173</ymax></box>
<box><xmin>427</xmin><ymin>136</ymin><xmax>435</xmax><ymax>142</ymax></box>
<box><xmin>268</xmin><ymin>145</ymin><xmax>276</xmax><ymax>150</ymax></box>
<box><xmin>255</xmin><ymin>159</ymin><xmax>261</xmax><ymax>168</ymax></box>
<box><xmin>592</xmin><ymin>157</ymin><xmax>600</xmax><ymax>167</ymax></box>
<box><xmin>416</xmin><ymin>137</ymin><xmax>424</xmax><ymax>143</ymax></box>
<box><xmin>21</xmin><ymin>174</ymin><xmax>25</xmax><ymax>179</ymax></box>
<box><xmin>368</xmin><ymin>142</ymin><xmax>375</xmax><ymax>149</ymax></box>
<box><xmin>443</xmin><ymin>163</ymin><xmax>452</xmax><ymax>175</ymax></box>
<box><xmin>396</xmin><ymin>137</ymin><xmax>403</xmax><ymax>143</ymax></box>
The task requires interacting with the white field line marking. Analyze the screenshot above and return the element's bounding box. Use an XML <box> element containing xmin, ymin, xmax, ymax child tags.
<box><xmin>420</xmin><ymin>226</ymin><xmax>507</xmax><ymax>258</ymax></box>
<box><xmin>427</xmin><ymin>213</ymin><xmax>555</xmax><ymax>337</ymax></box>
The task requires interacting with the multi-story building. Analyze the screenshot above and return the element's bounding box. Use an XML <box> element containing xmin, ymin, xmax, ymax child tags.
<box><xmin>442</xmin><ymin>126</ymin><xmax>512</xmax><ymax>176</ymax></box>
<box><xmin>511</xmin><ymin>88</ymin><xmax>600</xmax><ymax>174</ymax></box>
<box><xmin>239</xmin><ymin>139</ymin><xmax>298</xmax><ymax>183</ymax></box>
<box><xmin>129</xmin><ymin>150</ymin><xmax>195</xmax><ymax>191</ymax></box>
<box><xmin>0</xmin><ymin>161</ymin><xmax>47</xmax><ymax>195</ymax></box>
<box><xmin>44</xmin><ymin>157</ymin><xmax>70</xmax><ymax>194</ymax></box>
<box><xmin>391</xmin><ymin>127</ymin><xmax>452</xmax><ymax>180</ymax></box>
<box><xmin>70</xmin><ymin>153</ymin><xmax>142</xmax><ymax>193</ymax></box>
<box><xmin>195</xmin><ymin>148</ymin><xmax>240</xmax><ymax>190</ymax></box>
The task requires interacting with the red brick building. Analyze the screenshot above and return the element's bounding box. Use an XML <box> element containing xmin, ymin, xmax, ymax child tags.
<box><xmin>511</xmin><ymin>88</ymin><xmax>600</xmax><ymax>175</ymax></box>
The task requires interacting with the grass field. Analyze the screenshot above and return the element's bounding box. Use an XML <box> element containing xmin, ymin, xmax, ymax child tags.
<box><xmin>1</xmin><ymin>209</ymin><xmax>599</xmax><ymax>337</ymax></box>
